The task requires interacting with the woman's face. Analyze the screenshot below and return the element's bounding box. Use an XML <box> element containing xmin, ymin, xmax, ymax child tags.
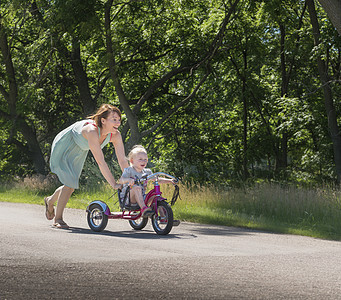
<box><xmin>102</xmin><ymin>111</ymin><xmax>121</xmax><ymax>132</ymax></box>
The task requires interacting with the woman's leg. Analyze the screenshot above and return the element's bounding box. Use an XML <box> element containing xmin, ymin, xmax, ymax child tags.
<box><xmin>44</xmin><ymin>185</ymin><xmax>63</xmax><ymax>220</ymax></box>
<box><xmin>46</xmin><ymin>185</ymin><xmax>63</xmax><ymax>206</ymax></box>
<box><xmin>54</xmin><ymin>185</ymin><xmax>74</xmax><ymax>222</ymax></box>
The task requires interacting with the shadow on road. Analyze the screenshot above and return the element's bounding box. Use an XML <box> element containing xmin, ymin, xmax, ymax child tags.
<box><xmin>186</xmin><ymin>224</ymin><xmax>254</xmax><ymax>237</ymax></box>
<box><xmin>65</xmin><ymin>226</ymin><xmax>197</xmax><ymax>240</ymax></box>
<box><xmin>63</xmin><ymin>223</ymin><xmax>253</xmax><ymax>239</ymax></box>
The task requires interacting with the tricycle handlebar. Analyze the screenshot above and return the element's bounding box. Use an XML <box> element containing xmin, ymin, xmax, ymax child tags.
<box><xmin>145</xmin><ymin>172</ymin><xmax>178</xmax><ymax>183</ymax></box>
<box><xmin>121</xmin><ymin>172</ymin><xmax>179</xmax><ymax>188</ymax></box>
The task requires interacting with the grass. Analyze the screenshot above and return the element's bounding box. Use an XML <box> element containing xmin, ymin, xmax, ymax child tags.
<box><xmin>173</xmin><ymin>183</ymin><xmax>341</xmax><ymax>240</ymax></box>
<box><xmin>1</xmin><ymin>176</ymin><xmax>341</xmax><ymax>241</ymax></box>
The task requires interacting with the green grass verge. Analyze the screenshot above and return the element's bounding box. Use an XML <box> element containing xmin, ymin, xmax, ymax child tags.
<box><xmin>171</xmin><ymin>204</ymin><xmax>341</xmax><ymax>240</ymax></box>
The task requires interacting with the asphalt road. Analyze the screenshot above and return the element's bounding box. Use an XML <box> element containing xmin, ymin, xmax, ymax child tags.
<box><xmin>1</xmin><ymin>201</ymin><xmax>341</xmax><ymax>300</ymax></box>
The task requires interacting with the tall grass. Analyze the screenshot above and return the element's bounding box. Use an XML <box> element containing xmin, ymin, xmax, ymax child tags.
<box><xmin>1</xmin><ymin>175</ymin><xmax>341</xmax><ymax>240</ymax></box>
<box><xmin>161</xmin><ymin>182</ymin><xmax>341</xmax><ymax>240</ymax></box>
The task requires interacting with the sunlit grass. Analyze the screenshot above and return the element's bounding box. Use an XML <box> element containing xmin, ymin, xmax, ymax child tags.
<box><xmin>1</xmin><ymin>178</ymin><xmax>341</xmax><ymax>240</ymax></box>
<box><xmin>0</xmin><ymin>187</ymin><xmax>43</xmax><ymax>204</ymax></box>
<box><xmin>161</xmin><ymin>182</ymin><xmax>341</xmax><ymax>240</ymax></box>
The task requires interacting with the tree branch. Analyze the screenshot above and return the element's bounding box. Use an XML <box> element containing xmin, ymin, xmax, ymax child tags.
<box><xmin>141</xmin><ymin>72</ymin><xmax>209</xmax><ymax>138</ymax></box>
<box><xmin>133</xmin><ymin>0</ymin><xmax>240</xmax><ymax>117</ymax></box>
<box><xmin>132</xmin><ymin>65</ymin><xmax>192</xmax><ymax>114</ymax></box>
<box><xmin>118</xmin><ymin>47</ymin><xmax>176</xmax><ymax>67</ymax></box>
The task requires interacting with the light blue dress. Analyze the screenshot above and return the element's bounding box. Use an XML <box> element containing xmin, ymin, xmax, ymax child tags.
<box><xmin>50</xmin><ymin>120</ymin><xmax>111</xmax><ymax>189</ymax></box>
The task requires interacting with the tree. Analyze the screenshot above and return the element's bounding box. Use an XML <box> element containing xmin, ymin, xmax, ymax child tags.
<box><xmin>307</xmin><ymin>0</ymin><xmax>341</xmax><ymax>183</ymax></box>
<box><xmin>318</xmin><ymin>0</ymin><xmax>341</xmax><ymax>35</ymax></box>
<box><xmin>0</xmin><ymin>7</ymin><xmax>46</xmax><ymax>174</ymax></box>
<box><xmin>104</xmin><ymin>0</ymin><xmax>240</xmax><ymax>149</ymax></box>
<box><xmin>1</xmin><ymin>0</ymin><xmax>340</xmax><ymax>185</ymax></box>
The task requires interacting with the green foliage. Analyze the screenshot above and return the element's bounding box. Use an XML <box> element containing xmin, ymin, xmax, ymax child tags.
<box><xmin>0</xmin><ymin>0</ymin><xmax>341</xmax><ymax>186</ymax></box>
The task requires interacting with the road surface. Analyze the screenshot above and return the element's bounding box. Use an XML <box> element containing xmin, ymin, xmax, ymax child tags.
<box><xmin>0</xmin><ymin>202</ymin><xmax>341</xmax><ymax>299</ymax></box>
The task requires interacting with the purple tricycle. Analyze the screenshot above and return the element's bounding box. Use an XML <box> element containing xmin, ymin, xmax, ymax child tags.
<box><xmin>86</xmin><ymin>172</ymin><xmax>180</xmax><ymax>235</ymax></box>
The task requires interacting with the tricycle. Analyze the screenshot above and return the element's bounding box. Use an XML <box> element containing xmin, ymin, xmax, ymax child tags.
<box><xmin>86</xmin><ymin>172</ymin><xmax>180</xmax><ymax>235</ymax></box>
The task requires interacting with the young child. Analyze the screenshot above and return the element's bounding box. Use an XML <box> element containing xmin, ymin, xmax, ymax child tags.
<box><xmin>118</xmin><ymin>145</ymin><xmax>174</xmax><ymax>217</ymax></box>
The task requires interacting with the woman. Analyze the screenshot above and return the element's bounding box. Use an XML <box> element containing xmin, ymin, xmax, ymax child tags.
<box><xmin>44</xmin><ymin>104</ymin><xmax>128</xmax><ymax>229</ymax></box>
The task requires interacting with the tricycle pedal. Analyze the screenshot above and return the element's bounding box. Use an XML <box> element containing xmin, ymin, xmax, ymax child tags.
<box><xmin>173</xmin><ymin>220</ymin><xmax>180</xmax><ymax>226</ymax></box>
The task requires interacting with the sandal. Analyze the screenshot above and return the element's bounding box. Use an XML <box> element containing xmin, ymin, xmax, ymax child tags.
<box><xmin>141</xmin><ymin>206</ymin><xmax>154</xmax><ymax>218</ymax></box>
<box><xmin>44</xmin><ymin>197</ymin><xmax>55</xmax><ymax>220</ymax></box>
<box><xmin>53</xmin><ymin>219</ymin><xmax>69</xmax><ymax>229</ymax></box>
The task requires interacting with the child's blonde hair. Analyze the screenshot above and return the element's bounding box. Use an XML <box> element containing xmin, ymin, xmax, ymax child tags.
<box><xmin>128</xmin><ymin>145</ymin><xmax>147</xmax><ymax>166</ymax></box>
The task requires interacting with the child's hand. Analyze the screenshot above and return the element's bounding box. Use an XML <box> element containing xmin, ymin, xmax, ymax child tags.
<box><xmin>127</xmin><ymin>178</ymin><xmax>135</xmax><ymax>186</ymax></box>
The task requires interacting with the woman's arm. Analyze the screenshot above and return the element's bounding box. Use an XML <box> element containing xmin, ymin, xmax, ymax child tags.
<box><xmin>110</xmin><ymin>131</ymin><xmax>129</xmax><ymax>171</ymax></box>
<box><xmin>83</xmin><ymin>126</ymin><xmax>120</xmax><ymax>189</ymax></box>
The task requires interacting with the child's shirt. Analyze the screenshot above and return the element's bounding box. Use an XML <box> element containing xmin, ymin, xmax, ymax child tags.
<box><xmin>121</xmin><ymin>166</ymin><xmax>152</xmax><ymax>195</ymax></box>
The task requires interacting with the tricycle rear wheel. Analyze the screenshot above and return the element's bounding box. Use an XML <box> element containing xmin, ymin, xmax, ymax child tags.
<box><xmin>129</xmin><ymin>218</ymin><xmax>148</xmax><ymax>230</ymax></box>
<box><xmin>87</xmin><ymin>203</ymin><xmax>108</xmax><ymax>232</ymax></box>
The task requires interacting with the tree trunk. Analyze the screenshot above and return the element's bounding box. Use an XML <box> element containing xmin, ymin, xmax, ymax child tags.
<box><xmin>0</xmin><ymin>18</ymin><xmax>47</xmax><ymax>174</ymax></box>
<box><xmin>307</xmin><ymin>0</ymin><xmax>341</xmax><ymax>184</ymax></box>
<box><xmin>318</xmin><ymin>0</ymin><xmax>341</xmax><ymax>35</ymax></box>
<box><xmin>242</xmin><ymin>50</ymin><xmax>249</xmax><ymax>180</ymax></box>
<box><xmin>277</xmin><ymin>24</ymin><xmax>288</xmax><ymax>171</ymax></box>
<box><xmin>70</xmin><ymin>42</ymin><xmax>96</xmax><ymax>115</ymax></box>
<box><xmin>104</xmin><ymin>0</ymin><xmax>141</xmax><ymax>149</ymax></box>
<box><xmin>17</xmin><ymin>117</ymin><xmax>47</xmax><ymax>174</ymax></box>
<box><xmin>0</xmin><ymin>19</ymin><xmax>17</xmax><ymax>117</ymax></box>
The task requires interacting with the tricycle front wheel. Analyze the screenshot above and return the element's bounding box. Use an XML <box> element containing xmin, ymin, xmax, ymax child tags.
<box><xmin>87</xmin><ymin>203</ymin><xmax>108</xmax><ymax>232</ymax></box>
<box><xmin>152</xmin><ymin>201</ymin><xmax>173</xmax><ymax>235</ymax></box>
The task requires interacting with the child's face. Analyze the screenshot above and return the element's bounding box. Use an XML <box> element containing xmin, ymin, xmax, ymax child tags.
<box><xmin>131</xmin><ymin>152</ymin><xmax>148</xmax><ymax>172</ymax></box>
